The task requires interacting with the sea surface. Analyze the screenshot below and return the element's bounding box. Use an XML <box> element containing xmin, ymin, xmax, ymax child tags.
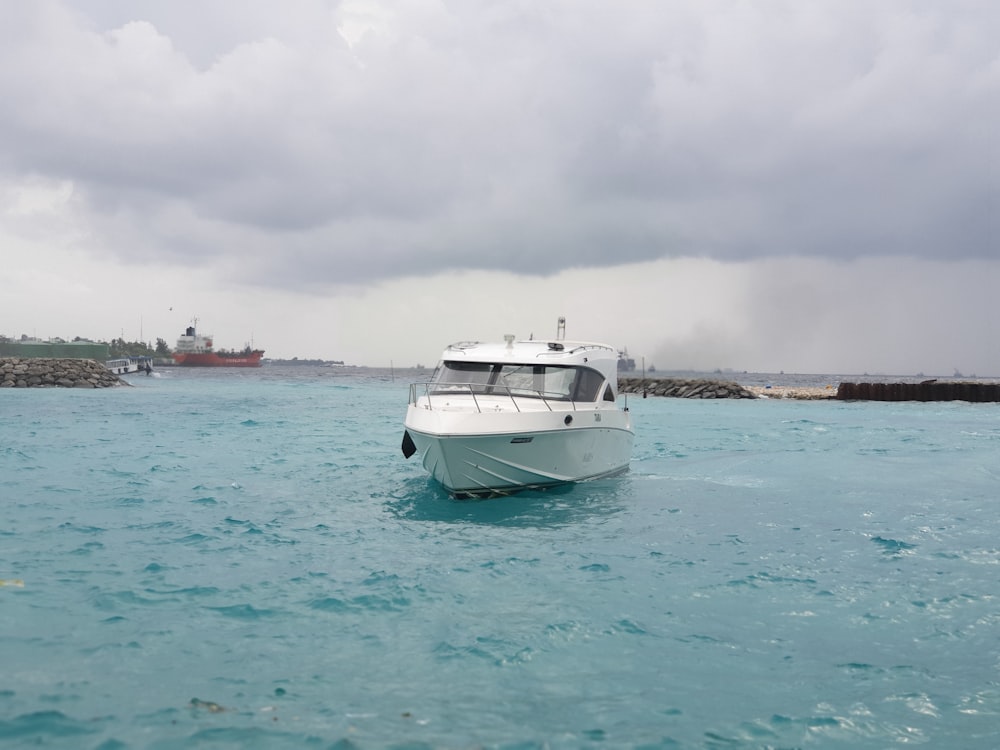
<box><xmin>2</xmin><ymin>365</ymin><xmax>999</xmax><ymax>749</ymax></box>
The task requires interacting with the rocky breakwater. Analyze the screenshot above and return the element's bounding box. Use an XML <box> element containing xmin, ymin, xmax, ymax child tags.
<box><xmin>618</xmin><ymin>377</ymin><xmax>758</xmax><ymax>399</ymax></box>
<box><xmin>1</xmin><ymin>358</ymin><xmax>122</xmax><ymax>388</ymax></box>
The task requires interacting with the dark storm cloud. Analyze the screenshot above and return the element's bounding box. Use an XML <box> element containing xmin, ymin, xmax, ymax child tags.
<box><xmin>0</xmin><ymin>1</ymin><xmax>996</xmax><ymax>290</ymax></box>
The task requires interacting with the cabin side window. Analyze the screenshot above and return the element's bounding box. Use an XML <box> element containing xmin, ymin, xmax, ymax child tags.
<box><xmin>571</xmin><ymin>367</ymin><xmax>606</xmax><ymax>402</ymax></box>
<box><xmin>540</xmin><ymin>366</ymin><xmax>577</xmax><ymax>398</ymax></box>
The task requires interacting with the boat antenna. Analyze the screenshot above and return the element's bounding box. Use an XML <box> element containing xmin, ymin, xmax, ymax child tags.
<box><xmin>556</xmin><ymin>316</ymin><xmax>566</xmax><ymax>341</ymax></box>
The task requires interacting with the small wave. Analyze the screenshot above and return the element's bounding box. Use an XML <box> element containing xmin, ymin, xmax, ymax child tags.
<box><xmin>181</xmin><ymin>726</ymin><xmax>327</xmax><ymax>747</ymax></box>
<box><xmin>886</xmin><ymin>691</ymin><xmax>940</xmax><ymax>718</ymax></box>
<box><xmin>0</xmin><ymin>710</ymin><xmax>100</xmax><ymax>741</ymax></box>
<box><xmin>177</xmin><ymin>533</ymin><xmax>214</xmax><ymax>544</ymax></box>
<box><xmin>839</xmin><ymin>662</ymin><xmax>882</xmax><ymax>673</ymax></box>
<box><xmin>207</xmin><ymin>603</ymin><xmax>278</xmax><ymax>620</ymax></box>
<box><xmin>350</xmin><ymin>593</ymin><xmax>412</xmax><ymax>612</ymax></box>
<box><xmin>308</xmin><ymin>596</ymin><xmax>349</xmax><ymax>612</ymax></box>
<box><xmin>433</xmin><ymin>636</ymin><xmax>532</xmax><ymax>666</ymax></box>
<box><xmin>871</xmin><ymin>536</ymin><xmax>917</xmax><ymax>554</ymax></box>
<box><xmin>729</xmin><ymin>572</ymin><xmax>818</xmax><ymax>588</ymax></box>
<box><xmin>608</xmin><ymin>618</ymin><xmax>648</xmax><ymax>636</ymax></box>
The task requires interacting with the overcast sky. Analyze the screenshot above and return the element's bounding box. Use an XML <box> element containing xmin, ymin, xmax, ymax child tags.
<box><xmin>1</xmin><ymin>0</ymin><xmax>997</xmax><ymax>375</ymax></box>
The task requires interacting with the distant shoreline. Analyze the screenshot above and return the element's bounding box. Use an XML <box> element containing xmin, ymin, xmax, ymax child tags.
<box><xmin>617</xmin><ymin>376</ymin><xmax>834</xmax><ymax>400</ymax></box>
<box><xmin>618</xmin><ymin>375</ymin><xmax>1000</xmax><ymax>401</ymax></box>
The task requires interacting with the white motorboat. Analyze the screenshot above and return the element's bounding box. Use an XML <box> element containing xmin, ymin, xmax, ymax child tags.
<box><xmin>105</xmin><ymin>356</ymin><xmax>154</xmax><ymax>376</ymax></box>
<box><xmin>401</xmin><ymin>324</ymin><xmax>635</xmax><ymax>497</ymax></box>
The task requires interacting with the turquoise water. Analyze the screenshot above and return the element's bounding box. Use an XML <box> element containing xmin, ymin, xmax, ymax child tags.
<box><xmin>2</xmin><ymin>367</ymin><xmax>999</xmax><ymax>749</ymax></box>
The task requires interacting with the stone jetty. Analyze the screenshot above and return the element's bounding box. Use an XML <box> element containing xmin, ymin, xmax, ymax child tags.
<box><xmin>1</xmin><ymin>358</ymin><xmax>122</xmax><ymax>388</ymax></box>
<box><xmin>618</xmin><ymin>377</ymin><xmax>759</xmax><ymax>399</ymax></box>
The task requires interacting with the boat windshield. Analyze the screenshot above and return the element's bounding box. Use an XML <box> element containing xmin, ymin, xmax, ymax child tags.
<box><xmin>431</xmin><ymin>361</ymin><xmax>606</xmax><ymax>402</ymax></box>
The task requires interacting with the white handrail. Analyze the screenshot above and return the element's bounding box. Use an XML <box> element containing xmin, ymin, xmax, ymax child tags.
<box><xmin>409</xmin><ymin>382</ymin><xmax>578</xmax><ymax>413</ymax></box>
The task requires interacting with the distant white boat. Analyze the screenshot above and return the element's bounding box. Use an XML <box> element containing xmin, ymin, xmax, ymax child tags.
<box><xmin>401</xmin><ymin>325</ymin><xmax>634</xmax><ymax>497</ymax></box>
<box><xmin>105</xmin><ymin>356</ymin><xmax>154</xmax><ymax>376</ymax></box>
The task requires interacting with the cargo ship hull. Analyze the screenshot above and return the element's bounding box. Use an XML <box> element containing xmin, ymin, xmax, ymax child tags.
<box><xmin>172</xmin><ymin>351</ymin><xmax>264</xmax><ymax>367</ymax></box>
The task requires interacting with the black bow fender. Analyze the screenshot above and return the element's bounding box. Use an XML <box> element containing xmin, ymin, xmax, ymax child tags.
<box><xmin>401</xmin><ymin>430</ymin><xmax>417</xmax><ymax>459</ymax></box>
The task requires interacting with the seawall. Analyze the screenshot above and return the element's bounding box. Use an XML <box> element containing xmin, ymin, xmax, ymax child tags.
<box><xmin>837</xmin><ymin>381</ymin><xmax>1000</xmax><ymax>402</ymax></box>
<box><xmin>1</xmin><ymin>358</ymin><xmax>122</xmax><ymax>388</ymax></box>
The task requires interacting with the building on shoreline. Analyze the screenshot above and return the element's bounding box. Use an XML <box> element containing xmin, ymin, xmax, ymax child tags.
<box><xmin>0</xmin><ymin>337</ymin><xmax>109</xmax><ymax>360</ymax></box>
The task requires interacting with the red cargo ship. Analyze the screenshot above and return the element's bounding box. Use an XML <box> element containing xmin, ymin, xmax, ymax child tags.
<box><xmin>172</xmin><ymin>322</ymin><xmax>264</xmax><ymax>367</ymax></box>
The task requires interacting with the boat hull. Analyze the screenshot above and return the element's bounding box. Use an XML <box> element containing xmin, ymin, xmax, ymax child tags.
<box><xmin>404</xmin><ymin>405</ymin><xmax>634</xmax><ymax>497</ymax></box>
<box><xmin>172</xmin><ymin>352</ymin><xmax>263</xmax><ymax>367</ymax></box>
